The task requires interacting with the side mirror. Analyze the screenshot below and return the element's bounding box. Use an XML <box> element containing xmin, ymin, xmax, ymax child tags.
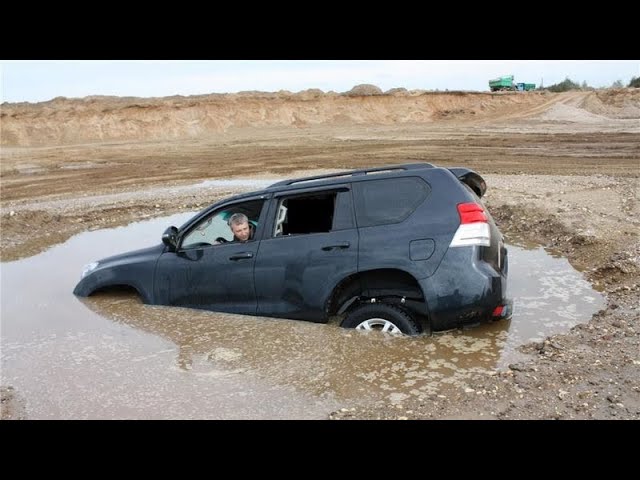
<box><xmin>162</xmin><ymin>226</ymin><xmax>179</xmax><ymax>251</ymax></box>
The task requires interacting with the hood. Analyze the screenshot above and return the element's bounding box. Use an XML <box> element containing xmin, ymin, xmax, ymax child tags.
<box><xmin>95</xmin><ymin>244</ymin><xmax>166</xmax><ymax>267</ymax></box>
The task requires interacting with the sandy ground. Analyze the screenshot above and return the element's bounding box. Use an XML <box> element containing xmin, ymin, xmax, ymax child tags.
<box><xmin>1</xmin><ymin>90</ymin><xmax>639</xmax><ymax>419</ymax></box>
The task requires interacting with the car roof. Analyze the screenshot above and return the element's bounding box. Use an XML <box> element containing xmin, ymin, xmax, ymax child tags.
<box><xmin>225</xmin><ymin>162</ymin><xmax>437</xmax><ymax>201</ymax></box>
<box><xmin>268</xmin><ymin>162</ymin><xmax>435</xmax><ymax>189</ymax></box>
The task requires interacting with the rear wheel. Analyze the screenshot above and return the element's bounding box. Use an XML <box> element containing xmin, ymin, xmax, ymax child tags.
<box><xmin>341</xmin><ymin>303</ymin><xmax>422</xmax><ymax>336</ymax></box>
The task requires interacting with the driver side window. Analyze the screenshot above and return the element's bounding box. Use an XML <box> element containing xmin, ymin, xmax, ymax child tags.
<box><xmin>182</xmin><ymin>211</ymin><xmax>233</xmax><ymax>248</ymax></box>
<box><xmin>181</xmin><ymin>199</ymin><xmax>265</xmax><ymax>249</ymax></box>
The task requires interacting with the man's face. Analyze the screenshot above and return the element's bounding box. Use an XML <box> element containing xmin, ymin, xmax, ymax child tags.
<box><xmin>231</xmin><ymin>221</ymin><xmax>251</xmax><ymax>242</ymax></box>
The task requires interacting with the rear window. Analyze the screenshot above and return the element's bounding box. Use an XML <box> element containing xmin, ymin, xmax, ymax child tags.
<box><xmin>353</xmin><ymin>177</ymin><xmax>429</xmax><ymax>227</ymax></box>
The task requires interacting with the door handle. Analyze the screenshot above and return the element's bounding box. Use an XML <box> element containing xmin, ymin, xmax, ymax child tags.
<box><xmin>321</xmin><ymin>242</ymin><xmax>350</xmax><ymax>251</ymax></box>
<box><xmin>229</xmin><ymin>252</ymin><xmax>254</xmax><ymax>261</ymax></box>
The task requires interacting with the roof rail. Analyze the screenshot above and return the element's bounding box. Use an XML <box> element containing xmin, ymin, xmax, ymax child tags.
<box><xmin>268</xmin><ymin>163</ymin><xmax>434</xmax><ymax>188</ymax></box>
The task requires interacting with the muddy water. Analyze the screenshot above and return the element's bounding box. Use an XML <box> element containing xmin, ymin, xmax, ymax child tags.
<box><xmin>1</xmin><ymin>213</ymin><xmax>605</xmax><ymax>419</ymax></box>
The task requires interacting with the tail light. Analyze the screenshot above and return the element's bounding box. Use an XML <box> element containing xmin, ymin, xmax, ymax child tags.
<box><xmin>450</xmin><ymin>202</ymin><xmax>491</xmax><ymax>247</ymax></box>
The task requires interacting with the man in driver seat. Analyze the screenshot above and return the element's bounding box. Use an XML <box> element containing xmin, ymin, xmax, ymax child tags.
<box><xmin>227</xmin><ymin>213</ymin><xmax>254</xmax><ymax>243</ymax></box>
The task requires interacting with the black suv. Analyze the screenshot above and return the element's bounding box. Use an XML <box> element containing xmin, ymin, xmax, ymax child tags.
<box><xmin>74</xmin><ymin>163</ymin><xmax>512</xmax><ymax>335</ymax></box>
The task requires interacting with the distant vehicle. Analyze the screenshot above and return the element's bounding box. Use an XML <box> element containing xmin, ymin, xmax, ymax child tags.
<box><xmin>74</xmin><ymin>163</ymin><xmax>512</xmax><ymax>335</ymax></box>
<box><xmin>489</xmin><ymin>75</ymin><xmax>535</xmax><ymax>92</ymax></box>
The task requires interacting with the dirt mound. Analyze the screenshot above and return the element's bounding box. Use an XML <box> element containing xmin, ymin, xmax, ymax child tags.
<box><xmin>581</xmin><ymin>89</ymin><xmax>640</xmax><ymax>119</ymax></box>
<box><xmin>4</xmin><ymin>89</ymin><xmax>633</xmax><ymax>147</ymax></box>
<box><xmin>537</xmin><ymin>103</ymin><xmax>611</xmax><ymax>124</ymax></box>
<box><xmin>385</xmin><ymin>87</ymin><xmax>408</xmax><ymax>95</ymax></box>
<box><xmin>343</xmin><ymin>84</ymin><xmax>384</xmax><ymax>96</ymax></box>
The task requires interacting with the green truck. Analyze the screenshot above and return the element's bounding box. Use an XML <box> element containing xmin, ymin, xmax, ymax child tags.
<box><xmin>489</xmin><ymin>75</ymin><xmax>535</xmax><ymax>92</ymax></box>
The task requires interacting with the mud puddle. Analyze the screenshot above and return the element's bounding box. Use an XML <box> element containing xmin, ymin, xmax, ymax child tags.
<box><xmin>1</xmin><ymin>213</ymin><xmax>605</xmax><ymax>418</ymax></box>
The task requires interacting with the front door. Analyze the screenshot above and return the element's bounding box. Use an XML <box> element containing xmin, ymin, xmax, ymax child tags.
<box><xmin>154</xmin><ymin>198</ymin><xmax>267</xmax><ymax>314</ymax></box>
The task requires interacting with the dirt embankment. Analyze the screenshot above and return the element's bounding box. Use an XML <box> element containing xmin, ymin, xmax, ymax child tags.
<box><xmin>1</xmin><ymin>90</ymin><xmax>554</xmax><ymax>147</ymax></box>
<box><xmin>583</xmin><ymin>88</ymin><xmax>640</xmax><ymax>118</ymax></box>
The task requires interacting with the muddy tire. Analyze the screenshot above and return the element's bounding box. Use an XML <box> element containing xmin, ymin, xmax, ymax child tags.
<box><xmin>341</xmin><ymin>303</ymin><xmax>422</xmax><ymax>336</ymax></box>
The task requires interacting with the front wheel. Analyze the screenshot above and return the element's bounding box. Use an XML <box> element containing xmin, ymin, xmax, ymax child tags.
<box><xmin>340</xmin><ymin>303</ymin><xmax>422</xmax><ymax>336</ymax></box>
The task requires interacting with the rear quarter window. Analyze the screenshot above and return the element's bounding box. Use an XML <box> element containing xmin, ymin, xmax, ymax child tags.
<box><xmin>353</xmin><ymin>177</ymin><xmax>430</xmax><ymax>227</ymax></box>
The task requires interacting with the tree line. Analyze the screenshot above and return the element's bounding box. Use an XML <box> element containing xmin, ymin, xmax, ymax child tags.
<box><xmin>544</xmin><ymin>76</ymin><xmax>640</xmax><ymax>92</ymax></box>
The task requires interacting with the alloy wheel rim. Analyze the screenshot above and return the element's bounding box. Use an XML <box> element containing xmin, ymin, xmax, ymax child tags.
<box><xmin>355</xmin><ymin>318</ymin><xmax>402</xmax><ymax>334</ymax></box>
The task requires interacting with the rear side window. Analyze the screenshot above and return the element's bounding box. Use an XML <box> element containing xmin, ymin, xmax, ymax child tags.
<box><xmin>353</xmin><ymin>177</ymin><xmax>430</xmax><ymax>227</ymax></box>
<box><xmin>274</xmin><ymin>192</ymin><xmax>337</xmax><ymax>236</ymax></box>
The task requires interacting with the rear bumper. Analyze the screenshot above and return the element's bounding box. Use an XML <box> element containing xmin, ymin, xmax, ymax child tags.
<box><xmin>420</xmin><ymin>246</ymin><xmax>510</xmax><ymax>331</ymax></box>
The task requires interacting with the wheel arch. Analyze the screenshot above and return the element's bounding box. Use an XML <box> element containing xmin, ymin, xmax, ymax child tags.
<box><xmin>326</xmin><ymin>268</ymin><xmax>431</xmax><ymax>327</ymax></box>
<box><xmin>79</xmin><ymin>282</ymin><xmax>152</xmax><ymax>304</ymax></box>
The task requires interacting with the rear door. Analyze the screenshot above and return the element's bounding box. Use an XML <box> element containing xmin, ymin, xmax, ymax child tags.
<box><xmin>254</xmin><ymin>185</ymin><xmax>358</xmax><ymax>322</ymax></box>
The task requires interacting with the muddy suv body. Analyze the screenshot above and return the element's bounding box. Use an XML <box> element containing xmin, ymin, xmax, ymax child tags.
<box><xmin>74</xmin><ymin>163</ymin><xmax>512</xmax><ymax>334</ymax></box>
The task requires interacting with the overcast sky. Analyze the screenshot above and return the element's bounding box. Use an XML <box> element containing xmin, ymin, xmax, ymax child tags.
<box><xmin>1</xmin><ymin>60</ymin><xmax>638</xmax><ymax>103</ymax></box>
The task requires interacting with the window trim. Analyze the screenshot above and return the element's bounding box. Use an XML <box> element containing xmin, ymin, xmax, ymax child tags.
<box><xmin>267</xmin><ymin>186</ymin><xmax>351</xmax><ymax>239</ymax></box>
